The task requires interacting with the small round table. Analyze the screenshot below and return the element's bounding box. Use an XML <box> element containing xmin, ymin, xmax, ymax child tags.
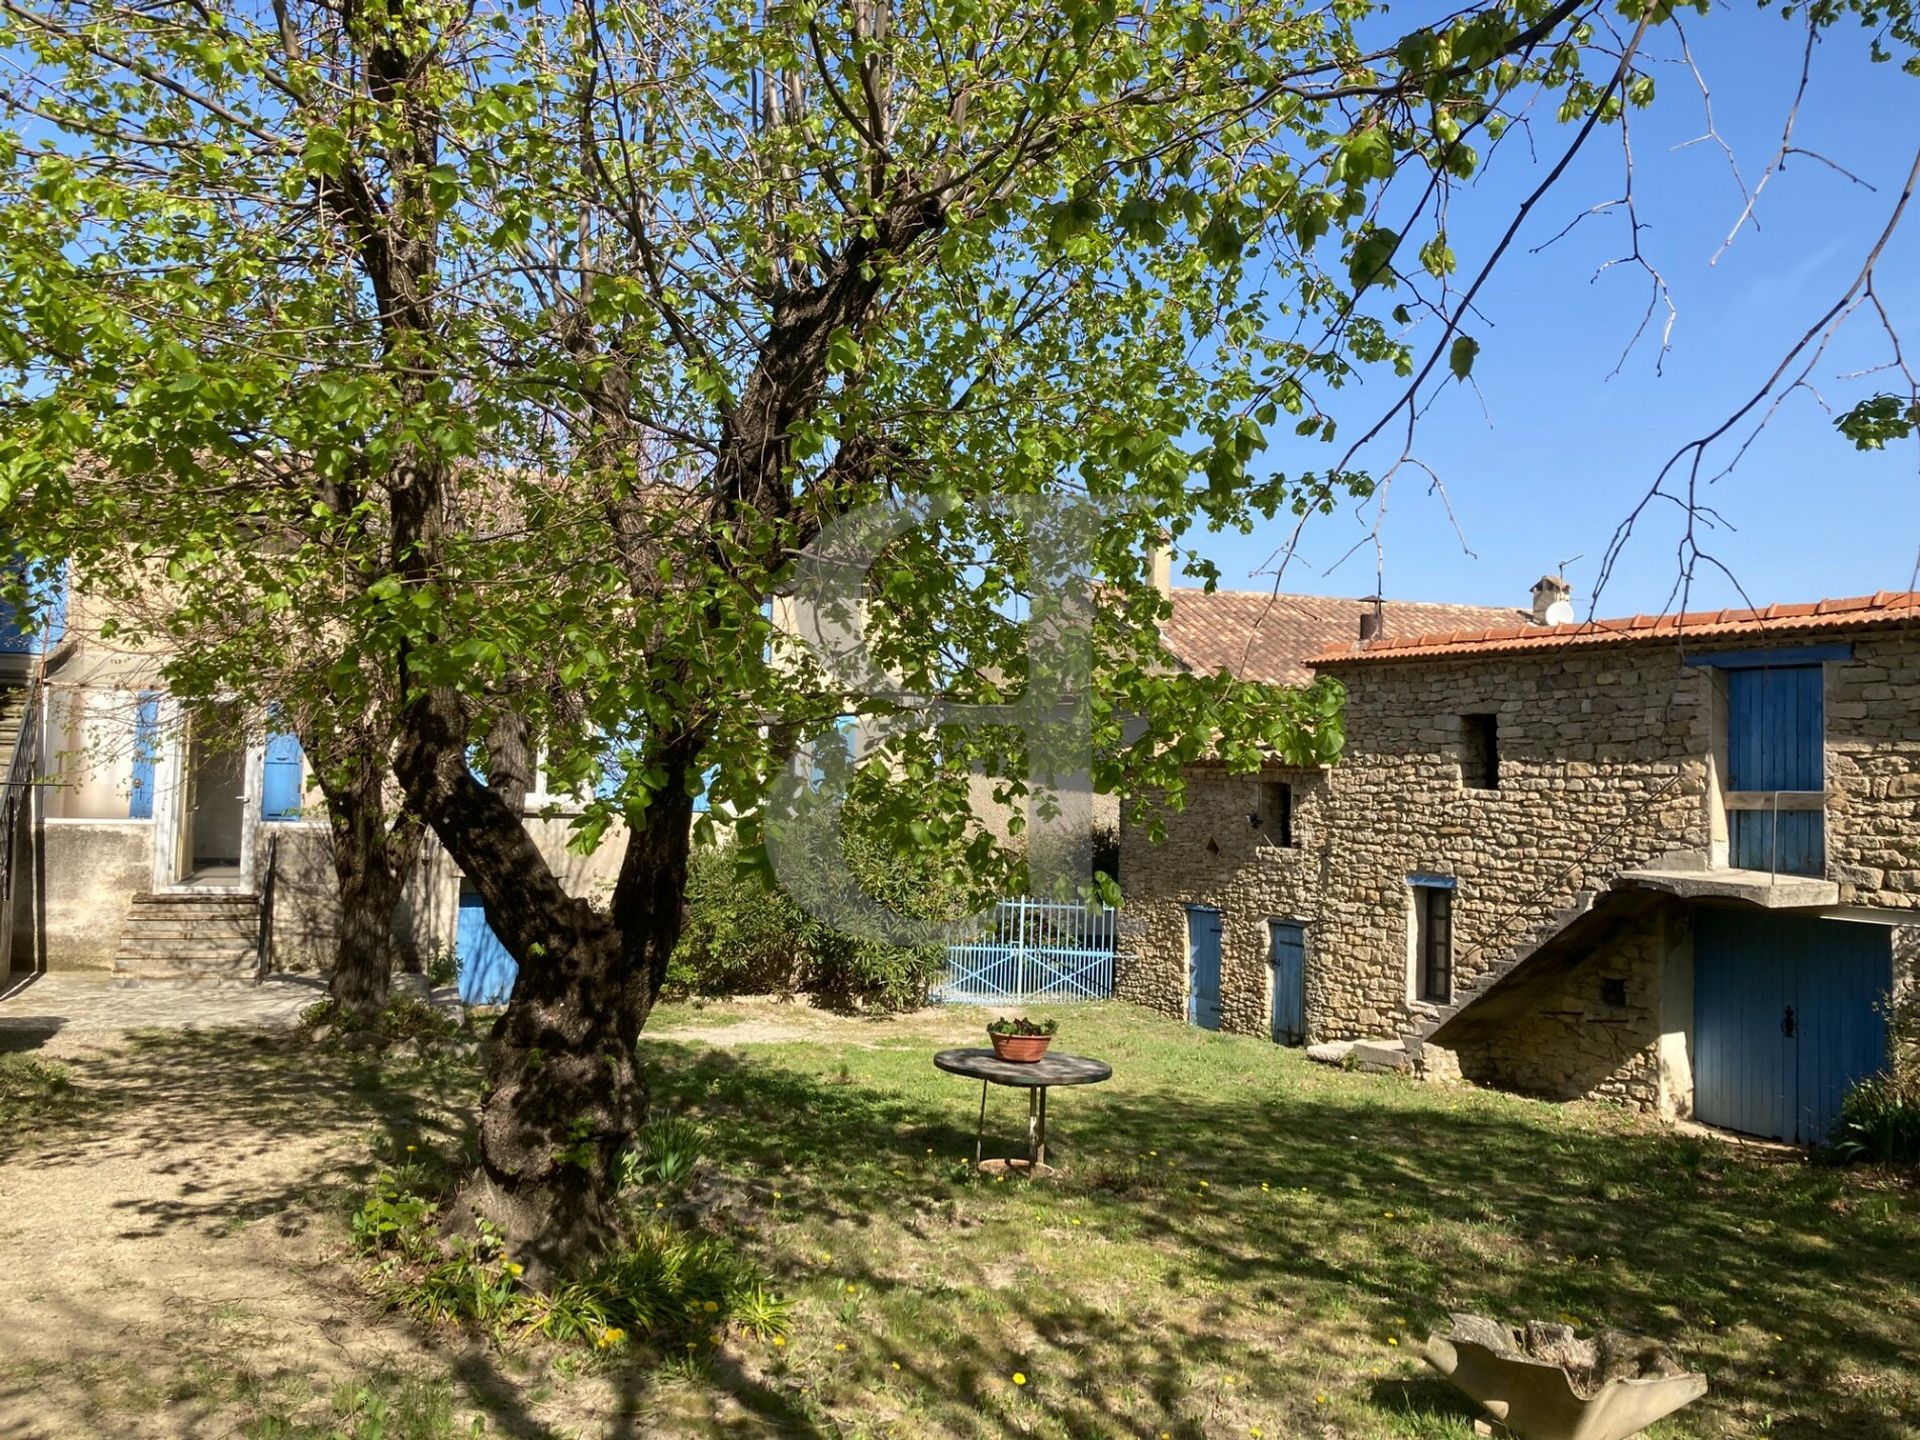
<box><xmin>933</xmin><ymin>1048</ymin><xmax>1113</xmax><ymax>1174</ymax></box>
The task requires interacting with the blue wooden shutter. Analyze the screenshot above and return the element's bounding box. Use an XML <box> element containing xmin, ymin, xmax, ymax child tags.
<box><xmin>128</xmin><ymin>694</ymin><xmax>160</xmax><ymax>820</ymax></box>
<box><xmin>261</xmin><ymin>729</ymin><xmax>304</xmax><ymax>820</ymax></box>
<box><xmin>1727</xmin><ymin>666</ymin><xmax>1824</xmax><ymax>875</ymax></box>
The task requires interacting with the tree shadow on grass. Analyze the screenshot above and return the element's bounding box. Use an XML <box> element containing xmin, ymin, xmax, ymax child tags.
<box><xmin>10</xmin><ymin>1020</ymin><xmax>1920</xmax><ymax>1439</ymax></box>
<box><xmin>640</xmin><ymin>1035</ymin><xmax>1920</xmax><ymax>1439</ymax></box>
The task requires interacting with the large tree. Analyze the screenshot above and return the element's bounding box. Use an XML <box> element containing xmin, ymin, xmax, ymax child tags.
<box><xmin>0</xmin><ymin>0</ymin><xmax>1911</xmax><ymax>1272</ymax></box>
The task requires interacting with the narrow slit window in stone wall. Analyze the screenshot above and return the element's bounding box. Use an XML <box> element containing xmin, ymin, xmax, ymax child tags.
<box><xmin>1461</xmin><ymin>713</ymin><xmax>1499</xmax><ymax>790</ymax></box>
<box><xmin>1413</xmin><ymin>881</ymin><xmax>1453</xmax><ymax>1003</ymax></box>
<box><xmin>1258</xmin><ymin>780</ymin><xmax>1294</xmax><ymax>847</ymax></box>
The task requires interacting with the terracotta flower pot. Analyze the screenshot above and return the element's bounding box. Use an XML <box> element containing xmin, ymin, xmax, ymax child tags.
<box><xmin>990</xmin><ymin>1032</ymin><xmax>1053</xmax><ymax>1062</ymax></box>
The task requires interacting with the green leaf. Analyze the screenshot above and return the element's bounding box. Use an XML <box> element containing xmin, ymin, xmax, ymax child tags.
<box><xmin>1448</xmin><ymin>334</ymin><xmax>1480</xmax><ymax>382</ymax></box>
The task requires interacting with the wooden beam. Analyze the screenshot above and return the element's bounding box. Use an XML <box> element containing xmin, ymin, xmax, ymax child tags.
<box><xmin>1723</xmin><ymin>791</ymin><xmax>1828</xmax><ymax>811</ymax></box>
<box><xmin>1681</xmin><ymin>643</ymin><xmax>1852</xmax><ymax>669</ymax></box>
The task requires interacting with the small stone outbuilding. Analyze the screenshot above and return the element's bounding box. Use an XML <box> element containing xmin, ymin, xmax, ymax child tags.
<box><xmin>1122</xmin><ymin>583</ymin><xmax>1920</xmax><ymax>1145</ymax></box>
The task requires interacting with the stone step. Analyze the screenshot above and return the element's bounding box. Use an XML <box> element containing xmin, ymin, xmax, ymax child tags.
<box><xmin>113</xmin><ymin>957</ymin><xmax>259</xmax><ymax>982</ymax></box>
<box><xmin>1350</xmin><ymin>1038</ymin><xmax>1411</xmax><ymax>1074</ymax></box>
<box><xmin>113</xmin><ymin>892</ymin><xmax>263</xmax><ymax>982</ymax></box>
<box><xmin>115</xmin><ymin>941</ymin><xmax>258</xmax><ymax>960</ymax></box>
<box><xmin>114</xmin><ymin>917</ymin><xmax>258</xmax><ymax>937</ymax></box>
<box><xmin>1305</xmin><ymin>1037</ymin><xmax>1411</xmax><ymax>1074</ymax></box>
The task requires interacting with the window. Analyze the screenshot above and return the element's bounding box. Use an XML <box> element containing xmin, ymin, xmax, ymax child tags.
<box><xmin>1258</xmin><ymin>780</ymin><xmax>1294</xmax><ymax>847</ymax></box>
<box><xmin>1461</xmin><ymin>713</ymin><xmax>1499</xmax><ymax>790</ymax></box>
<box><xmin>1412</xmin><ymin>880</ymin><xmax>1453</xmax><ymax>1003</ymax></box>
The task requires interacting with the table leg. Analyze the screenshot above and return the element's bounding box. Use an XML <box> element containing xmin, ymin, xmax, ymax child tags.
<box><xmin>976</xmin><ymin>1080</ymin><xmax>987</xmax><ymax>1167</ymax></box>
<box><xmin>1028</xmin><ymin>1087</ymin><xmax>1048</xmax><ymax>1168</ymax></box>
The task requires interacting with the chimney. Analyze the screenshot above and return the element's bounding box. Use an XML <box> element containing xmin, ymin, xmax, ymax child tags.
<box><xmin>1149</xmin><ymin>541</ymin><xmax>1172</xmax><ymax>599</ymax></box>
<box><xmin>1531</xmin><ymin>574</ymin><xmax>1574</xmax><ymax>626</ymax></box>
<box><xmin>1357</xmin><ymin>609</ymin><xmax>1380</xmax><ymax>642</ymax></box>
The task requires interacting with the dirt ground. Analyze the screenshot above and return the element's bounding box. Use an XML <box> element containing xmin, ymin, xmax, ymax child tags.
<box><xmin>0</xmin><ymin>989</ymin><xmax>983</xmax><ymax>1439</ymax></box>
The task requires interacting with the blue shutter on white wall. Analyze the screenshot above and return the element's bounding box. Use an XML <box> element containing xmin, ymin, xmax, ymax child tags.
<box><xmin>261</xmin><ymin>730</ymin><xmax>305</xmax><ymax>820</ymax></box>
<box><xmin>128</xmin><ymin>694</ymin><xmax>160</xmax><ymax>820</ymax></box>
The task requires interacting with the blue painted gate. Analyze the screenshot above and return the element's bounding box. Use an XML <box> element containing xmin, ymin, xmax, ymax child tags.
<box><xmin>932</xmin><ymin>900</ymin><xmax>1116</xmax><ymax>1002</ymax></box>
<box><xmin>1727</xmin><ymin>665</ymin><xmax>1824</xmax><ymax>875</ymax></box>
<box><xmin>1269</xmin><ymin>920</ymin><xmax>1305</xmax><ymax>1045</ymax></box>
<box><xmin>1187</xmin><ymin>905</ymin><xmax>1222</xmax><ymax>1031</ymax></box>
<box><xmin>1694</xmin><ymin>908</ymin><xmax>1891</xmax><ymax>1144</ymax></box>
<box><xmin>455</xmin><ymin>887</ymin><xmax>517</xmax><ymax>1005</ymax></box>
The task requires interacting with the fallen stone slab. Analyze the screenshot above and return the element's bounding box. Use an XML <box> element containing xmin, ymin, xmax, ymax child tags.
<box><xmin>1305</xmin><ymin>1040</ymin><xmax>1355</xmax><ymax>1065</ymax></box>
<box><xmin>1426</xmin><ymin>1312</ymin><xmax>1707</xmax><ymax>1440</ymax></box>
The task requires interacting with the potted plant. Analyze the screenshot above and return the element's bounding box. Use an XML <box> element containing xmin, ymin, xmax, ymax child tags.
<box><xmin>987</xmin><ymin>1015</ymin><xmax>1058</xmax><ymax>1062</ymax></box>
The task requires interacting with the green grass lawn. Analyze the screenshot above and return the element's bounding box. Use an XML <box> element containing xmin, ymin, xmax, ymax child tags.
<box><xmin>4</xmin><ymin>1000</ymin><xmax>1915</xmax><ymax>1439</ymax></box>
<box><xmin>630</xmin><ymin>1000</ymin><xmax>1919</xmax><ymax>1440</ymax></box>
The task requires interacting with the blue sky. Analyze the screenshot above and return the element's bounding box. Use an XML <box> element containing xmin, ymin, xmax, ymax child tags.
<box><xmin>1187</xmin><ymin>7</ymin><xmax>1920</xmax><ymax>620</ymax></box>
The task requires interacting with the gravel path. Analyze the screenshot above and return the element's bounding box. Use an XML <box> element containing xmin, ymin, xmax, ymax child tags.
<box><xmin>0</xmin><ymin>971</ymin><xmax>323</xmax><ymax>1048</ymax></box>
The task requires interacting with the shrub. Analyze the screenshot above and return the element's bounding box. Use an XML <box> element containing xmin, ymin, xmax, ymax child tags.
<box><xmin>671</xmin><ymin>834</ymin><xmax>950</xmax><ymax>1012</ymax></box>
<box><xmin>1832</xmin><ymin>988</ymin><xmax>1920</xmax><ymax>1166</ymax></box>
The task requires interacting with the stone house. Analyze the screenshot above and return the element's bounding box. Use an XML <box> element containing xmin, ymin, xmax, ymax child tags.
<box><xmin>0</xmin><ymin>565</ymin><xmax>625</xmax><ymax>995</ymax></box>
<box><xmin>1121</xmin><ymin>581</ymin><xmax>1920</xmax><ymax>1145</ymax></box>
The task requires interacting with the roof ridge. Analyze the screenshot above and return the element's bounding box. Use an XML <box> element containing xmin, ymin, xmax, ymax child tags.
<box><xmin>1310</xmin><ymin>590</ymin><xmax>1920</xmax><ymax>666</ymax></box>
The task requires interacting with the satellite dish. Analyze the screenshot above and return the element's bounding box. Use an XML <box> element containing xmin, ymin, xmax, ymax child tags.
<box><xmin>1544</xmin><ymin>599</ymin><xmax>1575</xmax><ymax>626</ymax></box>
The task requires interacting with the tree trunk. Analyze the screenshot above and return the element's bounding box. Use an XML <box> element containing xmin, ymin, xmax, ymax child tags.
<box><xmin>392</xmin><ymin>684</ymin><xmax>699</xmax><ymax>1279</ymax></box>
<box><xmin>312</xmin><ymin>732</ymin><xmax>425</xmax><ymax>1019</ymax></box>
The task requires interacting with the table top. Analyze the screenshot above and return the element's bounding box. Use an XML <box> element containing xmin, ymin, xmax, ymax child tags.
<box><xmin>933</xmin><ymin>1047</ymin><xmax>1113</xmax><ymax>1088</ymax></box>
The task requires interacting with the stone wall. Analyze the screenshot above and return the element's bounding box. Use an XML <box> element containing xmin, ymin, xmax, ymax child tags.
<box><xmin>1309</xmin><ymin>645</ymin><xmax>1713</xmax><ymax>1042</ymax></box>
<box><xmin>20</xmin><ymin>818</ymin><xmax>152</xmax><ymax>970</ymax></box>
<box><xmin>1123</xmin><ymin>644</ymin><xmax>1713</xmax><ymax>1043</ymax></box>
<box><xmin>1437</xmin><ymin>903</ymin><xmax>1681</xmax><ymax>1115</ymax></box>
<box><xmin>1118</xmin><ymin>765</ymin><xmax>1329</xmax><ymax>1033</ymax></box>
<box><xmin>1819</xmin><ymin>632</ymin><xmax>1920</xmax><ymax>907</ymax></box>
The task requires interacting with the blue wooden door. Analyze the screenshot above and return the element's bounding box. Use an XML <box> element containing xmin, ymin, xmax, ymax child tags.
<box><xmin>1695</xmin><ymin>909</ymin><xmax>1892</xmax><ymax>1144</ymax></box>
<box><xmin>456</xmin><ymin>888</ymin><xmax>517</xmax><ymax>1005</ymax></box>
<box><xmin>1795</xmin><ymin>923</ymin><xmax>1895</xmax><ymax>1145</ymax></box>
<box><xmin>1727</xmin><ymin>666</ymin><xmax>1824</xmax><ymax>875</ymax></box>
<box><xmin>1269</xmin><ymin>920</ymin><xmax>1305</xmax><ymax>1045</ymax></box>
<box><xmin>1186</xmin><ymin>905</ymin><xmax>1222</xmax><ymax>1031</ymax></box>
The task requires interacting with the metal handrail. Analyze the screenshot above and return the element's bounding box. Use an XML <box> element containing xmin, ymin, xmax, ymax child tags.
<box><xmin>256</xmin><ymin>829</ymin><xmax>280</xmax><ymax>982</ymax></box>
<box><xmin>0</xmin><ymin>673</ymin><xmax>45</xmax><ymax>977</ymax></box>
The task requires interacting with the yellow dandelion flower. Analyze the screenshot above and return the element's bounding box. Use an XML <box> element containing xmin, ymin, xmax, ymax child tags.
<box><xmin>772</xmin><ymin>1337</ymin><xmax>786</xmax><ymax>1348</ymax></box>
<box><xmin>505</xmin><ymin>1262</ymin><xmax>524</xmax><ymax>1278</ymax></box>
<box><xmin>1012</xmin><ymin>1372</ymin><xmax>1027</xmax><ymax>1386</ymax></box>
<box><xmin>845</xmin><ymin>1283</ymin><xmax>857</xmax><ymax>1293</ymax></box>
<box><xmin>1387</xmin><ymin>1337</ymin><xmax>1399</xmax><ymax>1347</ymax></box>
<box><xmin>703</xmin><ymin>1300</ymin><xmax>719</xmax><ymax>1313</ymax></box>
<box><xmin>772</xmin><ymin>1190</ymin><xmax>782</xmax><ymax>1200</ymax></box>
<box><xmin>1261</xmin><ymin>1182</ymin><xmax>1270</xmax><ymax>1191</ymax></box>
<box><xmin>1199</xmin><ymin>1180</ymin><xmax>1209</xmax><ymax>1188</ymax></box>
<box><xmin>1383</xmin><ymin>1211</ymin><xmax>1394</xmax><ymax>1219</ymax></box>
<box><xmin>892</xmin><ymin>1362</ymin><xmax>901</xmax><ymax>1371</ymax></box>
<box><xmin>835</xmin><ymin>1342</ymin><xmax>847</xmax><ymax>1352</ymax></box>
<box><xmin>1251</xmin><ymin>1429</ymin><xmax>1262</xmax><ymax>1438</ymax></box>
<box><xmin>1315</xmin><ymin>1394</ymin><xmax>1326</xmax><ymax>1405</ymax></box>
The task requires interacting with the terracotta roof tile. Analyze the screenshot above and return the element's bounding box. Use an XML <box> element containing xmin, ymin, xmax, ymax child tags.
<box><xmin>1309</xmin><ymin>590</ymin><xmax>1920</xmax><ymax>667</ymax></box>
<box><xmin>1162</xmin><ymin>589</ymin><xmax>1526</xmax><ymax>686</ymax></box>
